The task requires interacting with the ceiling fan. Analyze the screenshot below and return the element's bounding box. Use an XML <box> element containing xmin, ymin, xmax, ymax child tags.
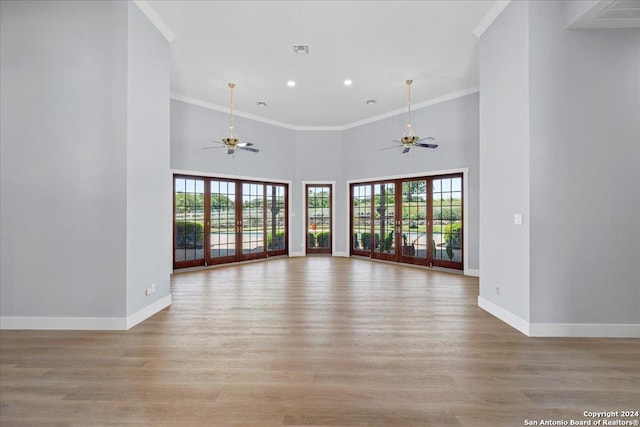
<box><xmin>382</xmin><ymin>80</ymin><xmax>438</xmax><ymax>154</ymax></box>
<box><xmin>203</xmin><ymin>83</ymin><xmax>259</xmax><ymax>155</ymax></box>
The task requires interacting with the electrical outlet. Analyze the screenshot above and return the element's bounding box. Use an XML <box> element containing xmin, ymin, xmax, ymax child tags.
<box><xmin>495</xmin><ymin>286</ymin><xmax>500</xmax><ymax>295</ymax></box>
<box><xmin>145</xmin><ymin>287</ymin><xmax>152</xmax><ymax>296</ymax></box>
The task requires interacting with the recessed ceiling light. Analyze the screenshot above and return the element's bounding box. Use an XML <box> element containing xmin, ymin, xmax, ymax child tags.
<box><xmin>293</xmin><ymin>45</ymin><xmax>309</xmax><ymax>55</ymax></box>
<box><xmin>287</xmin><ymin>80</ymin><xmax>296</xmax><ymax>87</ymax></box>
<box><xmin>366</xmin><ymin>99</ymin><xmax>377</xmax><ymax>104</ymax></box>
<box><xmin>256</xmin><ymin>101</ymin><xmax>267</xmax><ymax>107</ymax></box>
<box><xmin>344</xmin><ymin>79</ymin><xmax>352</xmax><ymax>86</ymax></box>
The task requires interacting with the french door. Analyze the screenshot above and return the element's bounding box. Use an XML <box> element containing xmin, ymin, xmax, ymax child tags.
<box><xmin>306</xmin><ymin>184</ymin><xmax>332</xmax><ymax>254</ymax></box>
<box><xmin>350</xmin><ymin>174</ymin><xmax>463</xmax><ymax>270</ymax></box>
<box><xmin>174</xmin><ymin>175</ymin><xmax>288</xmax><ymax>269</ymax></box>
<box><xmin>373</xmin><ymin>182</ymin><xmax>396</xmax><ymax>261</ymax></box>
<box><xmin>398</xmin><ymin>179</ymin><xmax>429</xmax><ymax>265</ymax></box>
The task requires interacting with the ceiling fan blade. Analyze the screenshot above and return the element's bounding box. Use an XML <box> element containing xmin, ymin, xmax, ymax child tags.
<box><xmin>380</xmin><ymin>146</ymin><xmax>401</xmax><ymax>151</ymax></box>
<box><xmin>202</xmin><ymin>146</ymin><xmax>228</xmax><ymax>150</ymax></box>
<box><xmin>238</xmin><ymin>146</ymin><xmax>259</xmax><ymax>153</ymax></box>
<box><xmin>418</xmin><ymin>136</ymin><xmax>435</xmax><ymax>142</ymax></box>
<box><xmin>415</xmin><ymin>143</ymin><xmax>439</xmax><ymax>149</ymax></box>
<box><xmin>237</xmin><ymin>141</ymin><xmax>253</xmax><ymax>147</ymax></box>
<box><xmin>227</xmin><ymin>148</ymin><xmax>235</xmax><ymax>155</ymax></box>
<box><xmin>210</xmin><ymin>140</ymin><xmax>226</xmax><ymax>145</ymax></box>
<box><xmin>402</xmin><ymin>147</ymin><xmax>411</xmax><ymax>154</ymax></box>
<box><xmin>390</xmin><ymin>139</ymin><xmax>403</xmax><ymax>143</ymax></box>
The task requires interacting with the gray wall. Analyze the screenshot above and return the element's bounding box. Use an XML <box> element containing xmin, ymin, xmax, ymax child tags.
<box><xmin>479</xmin><ymin>0</ymin><xmax>640</xmax><ymax>327</ymax></box>
<box><xmin>478</xmin><ymin>0</ymin><xmax>531</xmax><ymax>321</ymax></box>
<box><xmin>294</xmin><ymin>131</ymin><xmax>345</xmax><ymax>254</ymax></box>
<box><xmin>126</xmin><ymin>2</ymin><xmax>172</xmax><ymax>316</ymax></box>
<box><xmin>170</xmin><ymin>100</ymin><xmax>296</xmax><ymax>180</ymax></box>
<box><xmin>528</xmin><ymin>1</ymin><xmax>640</xmax><ymax>324</ymax></box>
<box><xmin>1</xmin><ymin>0</ymin><xmax>128</xmax><ymax>318</ymax></box>
<box><xmin>0</xmin><ymin>0</ymin><xmax>171</xmax><ymax>323</ymax></box>
<box><xmin>343</xmin><ymin>94</ymin><xmax>480</xmax><ymax>270</ymax></box>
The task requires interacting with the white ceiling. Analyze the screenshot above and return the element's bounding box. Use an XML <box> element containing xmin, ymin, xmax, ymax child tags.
<box><xmin>145</xmin><ymin>0</ymin><xmax>497</xmax><ymax>128</ymax></box>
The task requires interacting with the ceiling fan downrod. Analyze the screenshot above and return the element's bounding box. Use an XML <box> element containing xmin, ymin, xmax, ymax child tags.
<box><xmin>403</xmin><ymin>79</ymin><xmax>419</xmax><ymax>144</ymax></box>
<box><xmin>224</xmin><ymin>83</ymin><xmax>238</xmax><ymax>146</ymax></box>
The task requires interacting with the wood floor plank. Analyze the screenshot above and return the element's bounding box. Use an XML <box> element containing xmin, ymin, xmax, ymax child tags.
<box><xmin>1</xmin><ymin>257</ymin><xmax>638</xmax><ymax>426</ymax></box>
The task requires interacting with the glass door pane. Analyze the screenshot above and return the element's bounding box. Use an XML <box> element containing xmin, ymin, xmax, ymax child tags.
<box><xmin>432</xmin><ymin>176</ymin><xmax>463</xmax><ymax>268</ymax></box>
<box><xmin>174</xmin><ymin>177</ymin><xmax>206</xmax><ymax>268</ymax></box>
<box><xmin>241</xmin><ymin>183</ymin><xmax>265</xmax><ymax>258</ymax></box>
<box><xmin>373</xmin><ymin>182</ymin><xmax>396</xmax><ymax>258</ymax></box>
<box><xmin>351</xmin><ymin>184</ymin><xmax>371</xmax><ymax>254</ymax></box>
<box><xmin>400</xmin><ymin>180</ymin><xmax>428</xmax><ymax>263</ymax></box>
<box><xmin>210</xmin><ymin>180</ymin><xmax>236</xmax><ymax>262</ymax></box>
<box><xmin>306</xmin><ymin>185</ymin><xmax>332</xmax><ymax>254</ymax></box>
<box><xmin>266</xmin><ymin>184</ymin><xmax>287</xmax><ymax>255</ymax></box>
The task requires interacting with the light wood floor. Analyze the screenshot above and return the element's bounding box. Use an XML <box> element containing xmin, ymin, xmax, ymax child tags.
<box><xmin>1</xmin><ymin>257</ymin><xmax>638</xmax><ymax>426</ymax></box>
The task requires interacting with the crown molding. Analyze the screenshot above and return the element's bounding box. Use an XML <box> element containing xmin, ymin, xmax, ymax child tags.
<box><xmin>341</xmin><ymin>86</ymin><xmax>479</xmax><ymax>130</ymax></box>
<box><xmin>295</xmin><ymin>126</ymin><xmax>344</xmax><ymax>132</ymax></box>
<box><xmin>171</xmin><ymin>94</ymin><xmax>299</xmax><ymax>130</ymax></box>
<box><xmin>171</xmin><ymin>94</ymin><xmax>343</xmax><ymax>131</ymax></box>
<box><xmin>171</xmin><ymin>86</ymin><xmax>479</xmax><ymax>132</ymax></box>
<box><xmin>473</xmin><ymin>0</ymin><xmax>511</xmax><ymax>39</ymax></box>
<box><xmin>132</xmin><ymin>0</ymin><xmax>176</xmax><ymax>43</ymax></box>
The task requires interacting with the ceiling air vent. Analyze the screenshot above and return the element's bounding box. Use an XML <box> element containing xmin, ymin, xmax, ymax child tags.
<box><xmin>293</xmin><ymin>45</ymin><xmax>309</xmax><ymax>55</ymax></box>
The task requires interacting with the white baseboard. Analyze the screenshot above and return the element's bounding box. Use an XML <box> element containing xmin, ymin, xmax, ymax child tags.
<box><xmin>289</xmin><ymin>252</ymin><xmax>305</xmax><ymax>257</ymax></box>
<box><xmin>126</xmin><ymin>294</ymin><xmax>172</xmax><ymax>330</ymax></box>
<box><xmin>477</xmin><ymin>296</ymin><xmax>530</xmax><ymax>335</ymax></box>
<box><xmin>529</xmin><ymin>323</ymin><xmax>640</xmax><ymax>338</ymax></box>
<box><xmin>0</xmin><ymin>294</ymin><xmax>172</xmax><ymax>331</ymax></box>
<box><xmin>465</xmin><ymin>268</ymin><xmax>480</xmax><ymax>277</ymax></box>
<box><xmin>333</xmin><ymin>251</ymin><xmax>349</xmax><ymax>257</ymax></box>
<box><xmin>0</xmin><ymin>315</ymin><xmax>127</xmax><ymax>330</ymax></box>
<box><xmin>478</xmin><ymin>296</ymin><xmax>640</xmax><ymax>338</ymax></box>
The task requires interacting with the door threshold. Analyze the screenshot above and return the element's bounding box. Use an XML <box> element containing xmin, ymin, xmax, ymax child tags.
<box><xmin>172</xmin><ymin>256</ymin><xmax>287</xmax><ymax>274</ymax></box>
